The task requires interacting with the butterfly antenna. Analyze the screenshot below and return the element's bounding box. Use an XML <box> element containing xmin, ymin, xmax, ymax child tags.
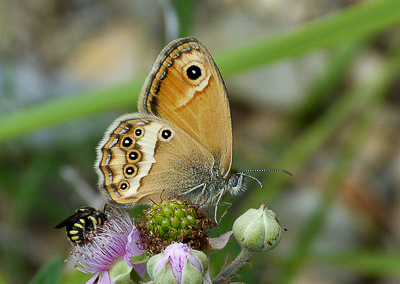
<box><xmin>239</xmin><ymin>172</ymin><xmax>264</xmax><ymax>188</ymax></box>
<box><xmin>244</xmin><ymin>169</ymin><xmax>293</xmax><ymax>176</ymax></box>
<box><xmin>240</xmin><ymin>169</ymin><xmax>293</xmax><ymax>188</ymax></box>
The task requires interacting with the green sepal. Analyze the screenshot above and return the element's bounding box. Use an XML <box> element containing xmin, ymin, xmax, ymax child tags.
<box><xmin>148</xmin><ymin>256</ymin><xmax>177</xmax><ymax>284</ymax></box>
<box><xmin>131</xmin><ymin>252</ymin><xmax>149</xmax><ymax>265</ymax></box>
<box><xmin>108</xmin><ymin>258</ymin><xmax>132</xmax><ymax>284</ymax></box>
<box><xmin>181</xmin><ymin>258</ymin><xmax>203</xmax><ymax>284</ymax></box>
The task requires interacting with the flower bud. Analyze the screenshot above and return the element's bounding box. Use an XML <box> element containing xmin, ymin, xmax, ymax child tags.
<box><xmin>233</xmin><ymin>204</ymin><xmax>282</xmax><ymax>252</ymax></box>
<box><xmin>147</xmin><ymin>243</ymin><xmax>208</xmax><ymax>284</ymax></box>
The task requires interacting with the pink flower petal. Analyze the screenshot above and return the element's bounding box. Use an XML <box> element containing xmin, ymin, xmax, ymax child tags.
<box><xmin>86</xmin><ymin>272</ymin><xmax>100</xmax><ymax>284</ymax></box>
<box><xmin>98</xmin><ymin>270</ymin><xmax>111</xmax><ymax>284</ymax></box>
<box><xmin>156</xmin><ymin>243</ymin><xmax>202</xmax><ymax>284</ymax></box>
<box><xmin>208</xmin><ymin>231</ymin><xmax>233</xmax><ymax>250</ymax></box>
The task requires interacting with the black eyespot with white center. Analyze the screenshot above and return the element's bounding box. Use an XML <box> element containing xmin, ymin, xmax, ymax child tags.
<box><xmin>126</xmin><ymin>166</ymin><xmax>135</xmax><ymax>175</ymax></box>
<box><xmin>127</xmin><ymin>150</ymin><xmax>141</xmax><ymax>162</ymax></box>
<box><xmin>162</xmin><ymin>129</ymin><xmax>172</xmax><ymax>139</ymax></box>
<box><xmin>158</xmin><ymin>127</ymin><xmax>174</xmax><ymax>142</ymax></box>
<box><xmin>123</xmin><ymin>164</ymin><xmax>138</xmax><ymax>178</ymax></box>
<box><xmin>119</xmin><ymin>181</ymin><xmax>129</xmax><ymax>191</ymax></box>
<box><xmin>122</xmin><ymin>137</ymin><xmax>133</xmax><ymax>147</ymax></box>
<box><xmin>186</xmin><ymin>65</ymin><xmax>202</xmax><ymax>80</ymax></box>
<box><xmin>134</xmin><ymin>128</ymin><xmax>143</xmax><ymax>138</ymax></box>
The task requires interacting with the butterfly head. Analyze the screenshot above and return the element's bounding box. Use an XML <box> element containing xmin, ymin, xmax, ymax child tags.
<box><xmin>227</xmin><ymin>171</ymin><xmax>248</xmax><ymax>196</ymax></box>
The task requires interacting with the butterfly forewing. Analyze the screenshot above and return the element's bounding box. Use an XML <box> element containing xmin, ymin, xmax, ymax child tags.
<box><xmin>138</xmin><ymin>38</ymin><xmax>233</xmax><ymax>178</ymax></box>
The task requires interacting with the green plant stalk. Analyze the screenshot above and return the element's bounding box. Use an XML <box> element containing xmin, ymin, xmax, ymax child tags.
<box><xmin>1</xmin><ymin>1</ymin><xmax>400</xmax><ymax>143</ymax></box>
<box><xmin>212</xmin><ymin>247</ymin><xmax>253</xmax><ymax>284</ymax></box>
<box><xmin>214</xmin><ymin>0</ymin><xmax>400</xmax><ymax>77</ymax></box>
<box><xmin>172</xmin><ymin>0</ymin><xmax>196</xmax><ymax>38</ymax></box>
<box><xmin>0</xmin><ymin>79</ymin><xmax>144</xmax><ymax>143</ymax></box>
<box><xmin>30</xmin><ymin>257</ymin><xmax>63</xmax><ymax>284</ymax></box>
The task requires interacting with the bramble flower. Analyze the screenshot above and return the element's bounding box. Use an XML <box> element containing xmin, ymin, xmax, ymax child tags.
<box><xmin>69</xmin><ymin>208</ymin><xmax>146</xmax><ymax>284</ymax></box>
<box><xmin>147</xmin><ymin>242</ymin><xmax>208</xmax><ymax>284</ymax></box>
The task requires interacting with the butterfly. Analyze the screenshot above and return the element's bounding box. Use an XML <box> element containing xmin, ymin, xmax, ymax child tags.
<box><xmin>97</xmin><ymin>38</ymin><xmax>256</xmax><ymax>208</ymax></box>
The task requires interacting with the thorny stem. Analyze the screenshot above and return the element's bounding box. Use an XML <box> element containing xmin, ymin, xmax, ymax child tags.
<box><xmin>212</xmin><ymin>247</ymin><xmax>253</xmax><ymax>284</ymax></box>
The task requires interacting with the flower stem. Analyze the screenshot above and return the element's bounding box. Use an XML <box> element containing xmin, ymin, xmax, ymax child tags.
<box><xmin>212</xmin><ymin>247</ymin><xmax>252</xmax><ymax>283</ymax></box>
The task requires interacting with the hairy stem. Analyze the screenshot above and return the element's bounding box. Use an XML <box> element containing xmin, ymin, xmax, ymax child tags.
<box><xmin>212</xmin><ymin>247</ymin><xmax>252</xmax><ymax>283</ymax></box>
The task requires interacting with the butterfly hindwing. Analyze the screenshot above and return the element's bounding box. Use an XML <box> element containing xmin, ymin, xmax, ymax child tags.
<box><xmin>97</xmin><ymin>114</ymin><xmax>215</xmax><ymax>205</ymax></box>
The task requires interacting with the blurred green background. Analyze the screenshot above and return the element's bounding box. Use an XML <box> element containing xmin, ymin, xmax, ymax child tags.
<box><xmin>1</xmin><ymin>0</ymin><xmax>400</xmax><ymax>283</ymax></box>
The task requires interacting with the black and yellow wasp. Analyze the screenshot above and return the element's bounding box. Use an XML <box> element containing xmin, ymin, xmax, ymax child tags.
<box><xmin>55</xmin><ymin>206</ymin><xmax>107</xmax><ymax>244</ymax></box>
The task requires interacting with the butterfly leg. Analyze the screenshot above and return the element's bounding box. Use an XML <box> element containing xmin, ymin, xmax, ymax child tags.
<box><xmin>214</xmin><ymin>202</ymin><xmax>232</xmax><ymax>236</ymax></box>
<box><xmin>176</xmin><ymin>183</ymin><xmax>207</xmax><ymax>204</ymax></box>
<box><xmin>213</xmin><ymin>187</ymin><xmax>231</xmax><ymax>235</ymax></box>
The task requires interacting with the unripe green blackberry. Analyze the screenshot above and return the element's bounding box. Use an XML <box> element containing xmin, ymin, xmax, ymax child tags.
<box><xmin>136</xmin><ymin>198</ymin><xmax>213</xmax><ymax>254</ymax></box>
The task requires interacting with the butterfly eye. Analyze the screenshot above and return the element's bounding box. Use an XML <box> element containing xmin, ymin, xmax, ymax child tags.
<box><xmin>186</xmin><ymin>65</ymin><xmax>202</xmax><ymax>80</ymax></box>
<box><xmin>123</xmin><ymin>164</ymin><xmax>138</xmax><ymax>178</ymax></box>
<box><xmin>228</xmin><ymin>175</ymin><xmax>238</xmax><ymax>187</ymax></box>
<box><xmin>127</xmin><ymin>150</ymin><xmax>141</xmax><ymax>162</ymax></box>
<box><xmin>158</xmin><ymin>127</ymin><xmax>174</xmax><ymax>142</ymax></box>
<box><xmin>119</xmin><ymin>181</ymin><xmax>130</xmax><ymax>191</ymax></box>
<box><xmin>134</xmin><ymin>128</ymin><xmax>144</xmax><ymax>138</ymax></box>
<box><xmin>121</xmin><ymin>137</ymin><xmax>134</xmax><ymax>148</ymax></box>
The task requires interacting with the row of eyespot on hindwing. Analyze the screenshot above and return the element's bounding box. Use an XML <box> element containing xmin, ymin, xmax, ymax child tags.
<box><xmin>102</xmin><ymin>120</ymin><xmax>175</xmax><ymax>193</ymax></box>
<box><xmin>55</xmin><ymin>206</ymin><xmax>107</xmax><ymax>244</ymax></box>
